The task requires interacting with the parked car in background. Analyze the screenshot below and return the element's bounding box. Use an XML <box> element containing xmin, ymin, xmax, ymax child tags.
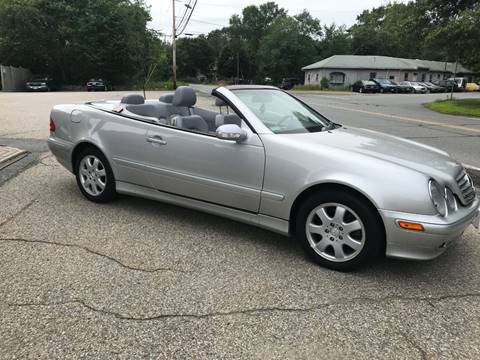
<box><xmin>47</xmin><ymin>85</ymin><xmax>480</xmax><ymax>271</ymax></box>
<box><xmin>280</xmin><ymin>78</ymin><xmax>299</xmax><ymax>90</ymax></box>
<box><xmin>399</xmin><ymin>81</ymin><xmax>427</xmax><ymax>94</ymax></box>
<box><xmin>352</xmin><ymin>80</ymin><xmax>379</xmax><ymax>93</ymax></box>
<box><xmin>25</xmin><ymin>77</ymin><xmax>57</xmax><ymax>92</ymax></box>
<box><xmin>391</xmin><ymin>81</ymin><xmax>414</xmax><ymax>93</ymax></box>
<box><xmin>370</xmin><ymin>78</ymin><xmax>398</xmax><ymax>93</ymax></box>
<box><xmin>420</xmin><ymin>82</ymin><xmax>445</xmax><ymax>93</ymax></box>
<box><xmin>448</xmin><ymin>77</ymin><xmax>468</xmax><ymax>91</ymax></box>
<box><xmin>86</xmin><ymin>79</ymin><xmax>108</xmax><ymax>92</ymax></box>
<box><xmin>433</xmin><ymin>79</ymin><xmax>459</xmax><ymax>92</ymax></box>
<box><xmin>465</xmin><ymin>82</ymin><xmax>480</xmax><ymax>92</ymax></box>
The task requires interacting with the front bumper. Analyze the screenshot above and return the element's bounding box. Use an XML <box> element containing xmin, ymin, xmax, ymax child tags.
<box><xmin>380</xmin><ymin>197</ymin><xmax>479</xmax><ymax>260</ymax></box>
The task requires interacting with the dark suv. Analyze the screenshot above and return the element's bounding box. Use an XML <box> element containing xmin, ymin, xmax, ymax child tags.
<box><xmin>280</xmin><ymin>78</ymin><xmax>299</xmax><ymax>90</ymax></box>
<box><xmin>25</xmin><ymin>77</ymin><xmax>57</xmax><ymax>92</ymax></box>
<box><xmin>86</xmin><ymin>79</ymin><xmax>109</xmax><ymax>92</ymax></box>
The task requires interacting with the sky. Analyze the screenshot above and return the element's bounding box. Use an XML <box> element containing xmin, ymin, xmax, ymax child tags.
<box><xmin>146</xmin><ymin>0</ymin><xmax>409</xmax><ymax>38</ymax></box>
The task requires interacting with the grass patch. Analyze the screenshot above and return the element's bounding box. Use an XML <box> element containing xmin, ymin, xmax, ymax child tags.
<box><xmin>424</xmin><ymin>99</ymin><xmax>480</xmax><ymax>117</ymax></box>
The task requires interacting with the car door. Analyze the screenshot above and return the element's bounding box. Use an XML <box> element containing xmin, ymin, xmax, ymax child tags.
<box><xmin>140</xmin><ymin>122</ymin><xmax>265</xmax><ymax>213</ymax></box>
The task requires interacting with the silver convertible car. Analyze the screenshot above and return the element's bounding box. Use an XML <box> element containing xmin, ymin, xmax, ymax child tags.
<box><xmin>47</xmin><ymin>85</ymin><xmax>480</xmax><ymax>270</ymax></box>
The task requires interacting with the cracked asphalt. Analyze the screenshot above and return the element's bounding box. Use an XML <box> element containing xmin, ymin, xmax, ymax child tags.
<box><xmin>1</xmin><ymin>91</ymin><xmax>480</xmax><ymax>359</ymax></box>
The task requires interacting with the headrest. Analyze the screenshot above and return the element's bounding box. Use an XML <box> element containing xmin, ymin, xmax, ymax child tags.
<box><xmin>215</xmin><ymin>113</ymin><xmax>242</xmax><ymax>128</ymax></box>
<box><xmin>120</xmin><ymin>94</ymin><xmax>144</xmax><ymax>105</ymax></box>
<box><xmin>215</xmin><ymin>97</ymin><xmax>227</xmax><ymax>107</ymax></box>
<box><xmin>172</xmin><ymin>86</ymin><xmax>196</xmax><ymax>107</ymax></box>
<box><xmin>159</xmin><ymin>93</ymin><xmax>174</xmax><ymax>103</ymax></box>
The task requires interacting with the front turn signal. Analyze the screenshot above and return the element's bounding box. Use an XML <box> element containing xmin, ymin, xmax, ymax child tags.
<box><xmin>398</xmin><ymin>221</ymin><xmax>424</xmax><ymax>232</ymax></box>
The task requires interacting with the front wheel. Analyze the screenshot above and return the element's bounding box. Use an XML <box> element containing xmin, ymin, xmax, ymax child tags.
<box><xmin>295</xmin><ymin>190</ymin><xmax>384</xmax><ymax>271</ymax></box>
<box><xmin>75</xmin><ymin>148</ymin><xmax>116</xmax><ymax>203</ymax></box>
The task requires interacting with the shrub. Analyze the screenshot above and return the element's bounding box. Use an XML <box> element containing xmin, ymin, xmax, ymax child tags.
<box><xmin>320</xmin><ymin>77</ymin><xmax>330</xmax><ymax>89</ymax></box>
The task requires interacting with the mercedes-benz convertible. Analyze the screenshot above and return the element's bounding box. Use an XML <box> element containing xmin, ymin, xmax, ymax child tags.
<box><xmin>47</xmin><ymin>85</ymin><xmax>479</xmax><ymax>270</ymax></box>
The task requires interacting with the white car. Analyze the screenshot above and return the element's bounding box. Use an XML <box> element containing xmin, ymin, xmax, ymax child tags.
<box><xmin>400</xmin><ymin>81</ymin><xmax>427</xmax><ymax>94</ymax></box>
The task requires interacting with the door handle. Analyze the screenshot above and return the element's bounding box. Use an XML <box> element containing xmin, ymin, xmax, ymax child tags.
<box><xmin>146</xmin><ymin>136</ymin><xmax>167</xmax><ymax>145</ymax></box>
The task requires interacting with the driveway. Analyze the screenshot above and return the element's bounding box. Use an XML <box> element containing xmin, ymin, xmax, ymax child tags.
<box><xmin>1</xmin><ymin>91</ymin><xmax>479</xmax><ymax>359</ymax></box>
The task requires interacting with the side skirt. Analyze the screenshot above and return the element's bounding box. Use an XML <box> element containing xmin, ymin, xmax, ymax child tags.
<box><xmin>116</xmin><ymin>181</ymin><xmax>290</xmax><ymax>236</ymax></box>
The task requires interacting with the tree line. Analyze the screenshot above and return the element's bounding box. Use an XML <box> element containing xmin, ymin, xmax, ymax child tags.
<box><xmin>0</xmin><ymin>0</ymin><xmax>478</xmax><ymax>87</ymax></box>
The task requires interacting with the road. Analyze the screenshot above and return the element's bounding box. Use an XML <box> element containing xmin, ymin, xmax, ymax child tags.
<box><xmin>295</xmin><ymin>91</ymin><xmax>480</xmax><ymax>169</ymax></box>
<box><xmin>1</xmin><ymin>91</ymin><xmax>479</xmax><ymax>359</ymax></box>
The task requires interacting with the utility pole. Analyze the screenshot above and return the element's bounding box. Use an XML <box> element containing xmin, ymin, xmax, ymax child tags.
<box><xmin>450</xmin><ymin>58</ymin><xmax>458</xmax><ymax>101</ymax></box>
<box><xmin>172</xmin><ymin>0</ymin><xmax>177</xmax><ymax>89</ymax></box>
<box><xmin>236</xmin><ymin>52</ymin><xmax>240</xmax><ymax>85</ymax></box>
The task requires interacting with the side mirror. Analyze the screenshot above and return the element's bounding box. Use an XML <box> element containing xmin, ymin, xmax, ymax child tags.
<box><xmin>216</xmin><ymin>124</ymin><xmax>247</xmax><ymax>143</ymax></box>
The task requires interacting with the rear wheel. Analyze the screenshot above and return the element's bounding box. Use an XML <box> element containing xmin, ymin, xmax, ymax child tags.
<box><xmin>75</xmin><ymin>147</ymin><xmax>116</xmax><ymax>203</ymax></box>
<box><xmin>295</xmin><ymin>190</ymin><xmax>384</xmax><ymax>271</ymax></box>
<box><xmin>380</xmin><ymin>88</ymin><xmax>384</xmax><ymax>93</ymax></box>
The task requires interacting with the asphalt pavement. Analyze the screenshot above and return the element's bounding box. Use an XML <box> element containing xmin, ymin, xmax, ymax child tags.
<box><xmin>1</xmin><ymin>90</ymin><xmax>479</xmax><ymax>359</ymax></box>
<box><xmin>294</xmin><ymin>91</ymin><xmax>480</xmax><ymax>170</ymax></box>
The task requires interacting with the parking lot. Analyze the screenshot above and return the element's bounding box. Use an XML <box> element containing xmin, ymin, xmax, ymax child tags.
<box><xmin>1</xmin><ymin>90</ymin><xmax>479</xmax><ymax>359</ymax></box>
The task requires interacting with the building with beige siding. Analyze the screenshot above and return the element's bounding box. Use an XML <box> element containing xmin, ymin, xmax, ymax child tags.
<box><xmin>302</xmin><ymin>55</ymin><xmax>476</xmax><ymax>88</ymax></box>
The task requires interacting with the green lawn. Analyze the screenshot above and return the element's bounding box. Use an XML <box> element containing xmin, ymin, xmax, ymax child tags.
<box><xmin>424</xmin><ymin>99</ymin><xmax>480</xmax><ymax>117</ymax></box>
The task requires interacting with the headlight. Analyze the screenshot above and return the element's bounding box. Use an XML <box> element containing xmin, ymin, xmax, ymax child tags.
<box><xmin>429</xmin><ymin>180</ymin><xmax>447</xmax><ymax>216</ymax></box>
<box><xmin>445</xmin><ymin>187</ymin><xmax>457</xmax><ymax>212</ymax></box>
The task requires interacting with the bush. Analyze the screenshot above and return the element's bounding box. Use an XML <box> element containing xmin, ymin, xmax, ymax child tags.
<box><xmin>135</xmin><ymin>81</ymin><xmax>187</xmax><ymax>91</ymax></box>
<box><xmin>320</xmin><ymin>77</ymin><xmax>330</xmax><ymax>89</ymax></box>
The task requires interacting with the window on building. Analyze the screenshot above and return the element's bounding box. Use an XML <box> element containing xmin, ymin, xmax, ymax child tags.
<box><xmin>389</xmin><ymin>75</ymin><xmax>395</xmax><ymax>80</ymax></box>
<box><xmin>404</xmin><ymin>73</ymin><xmax>409</xmax><ymax>80</ymax></box>
<box><xmin>315</xmin><ymin>74</ymin><xmax>319</xmax><ymax>82</ymax></box>
<box><xmin>369</xmin><ymin>72</ymin><xmax>377</xmax><ymax>79</ymax></box>
<box><xmin>307</xmin><ymin>74</ymin><xmax>311</xmax><ymax>83</ymax></box>
<box><xmin>329</xmin><ymin>72</ymin><xmax>345</xmax><ymax>84</ymax></box>
<box><xmin>421</xmin><ymin>74</ymin><xmax>426</xmax><ymax>81</ymax></box>
<box><xmin>429</xmin><ymin>74</ymin><xmax>433</xmax><ymax>81</ymax></box>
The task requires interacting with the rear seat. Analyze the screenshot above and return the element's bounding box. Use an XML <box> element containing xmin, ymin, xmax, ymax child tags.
<box><xmin>169</xmin><ymin>87</ymin><xmax>208</xmax><ymax>132</ymax></box>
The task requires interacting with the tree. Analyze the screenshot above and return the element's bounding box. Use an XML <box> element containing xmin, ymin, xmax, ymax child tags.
<box><xmin>425</xmin><ymin>3</ymin><xmax>480</xmax><ymax>72</ymax></box>
<box><xmin>176</xmin><ymin>35</ymin><xmax>215</xmax><ymax>79</ymax></box>
<box><xmin>318</xmin><ymin>24</ymin><xmax>352</xmax><ymax>59</ymax></box>
<box><xmin>258</xmin><ymin>15</ymin><xmax>318</xmax><ymax>83</ymax></box>
<box><xmin>349</xmin><ymin>2</ymin><xmax>429</xmax><ymax>58</ymax></box>
<box><xmin>0</xmin><ymin>0</ymin><xmax>154</xmax><ymax>85</ymax></box>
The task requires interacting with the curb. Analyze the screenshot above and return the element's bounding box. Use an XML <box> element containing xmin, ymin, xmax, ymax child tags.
<box><xmin>0</xmin><ymin>146</ymin><xmax>28</xmax><ymax>170</ymax></box>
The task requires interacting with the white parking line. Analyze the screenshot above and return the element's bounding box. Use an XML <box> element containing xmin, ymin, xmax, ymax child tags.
<box><xmin>315</xmin><ymin>103</ymin><xmax>480</xmax><ymax>134</ymax></box>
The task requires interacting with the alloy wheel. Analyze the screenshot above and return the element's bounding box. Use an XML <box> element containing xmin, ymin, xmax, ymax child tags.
<box><xmin>305</xmin><ymin>203</ymin><xmax>365</xmax><ymax>262</ymax></box>
<box><xmin>79</xmin><ymin>155</ymin><xmax>107</xmax><ymax>196</ymax></box>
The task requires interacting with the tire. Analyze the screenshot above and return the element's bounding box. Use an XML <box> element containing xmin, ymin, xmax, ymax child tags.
<box><xmin>75</xmin><ymin>147</ymin><xmax>116</xmax><ymax>203</ymax></box>
<box><xmin>295</xmin><ymin>190</ymin><xmax>384</xmax><ymax>271</ymax></box>
<box><xmin>380</xmin><ymin>88</ymin><xmax>384</xmax><ymax>93</ymax></box>
<box><xmin>359</xmin><ymin>87</ymin><xmax>363</xmax><ymax>93</ymax></box>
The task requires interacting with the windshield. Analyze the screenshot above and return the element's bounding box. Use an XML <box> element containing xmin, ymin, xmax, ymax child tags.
<box><xmin>232</xmin><ymin>89</ymin><xmax>334</xmax><ymax>134</ymax></box>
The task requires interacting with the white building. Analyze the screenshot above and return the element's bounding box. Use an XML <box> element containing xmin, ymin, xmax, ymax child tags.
<box><xmin>302</xmin><ymin>55</ymin><xmax>476</xmax><ymax>87</ymax></box>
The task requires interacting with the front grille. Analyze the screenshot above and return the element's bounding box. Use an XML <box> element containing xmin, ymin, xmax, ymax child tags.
<box><xmin>455</xmin><ymin>169</ymin><xmax>476</xmax><ymax>206</ymax></box>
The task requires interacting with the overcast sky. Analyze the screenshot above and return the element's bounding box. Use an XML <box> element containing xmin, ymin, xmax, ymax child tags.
<box><xmin>146</xmin><ymin>0</ymin><xmax>408</xmax><ymax>37</ymax></box>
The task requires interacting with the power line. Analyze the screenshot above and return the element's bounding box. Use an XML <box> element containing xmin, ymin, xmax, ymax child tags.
<box><xmin>176</xmin><ymin>0</ymin><xmax>192</xmax><ymax>31</ymax></box>
<box><xmin>176</xmin><ymin>0</ymin><xmax>198</xmax><ymax>36</ymax></box>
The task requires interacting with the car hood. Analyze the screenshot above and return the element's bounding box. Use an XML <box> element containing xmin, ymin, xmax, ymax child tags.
<box><xmin>288</xmin><ymin>126</ymin><xmax>462</xmax><ymax>179</ymax></box>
